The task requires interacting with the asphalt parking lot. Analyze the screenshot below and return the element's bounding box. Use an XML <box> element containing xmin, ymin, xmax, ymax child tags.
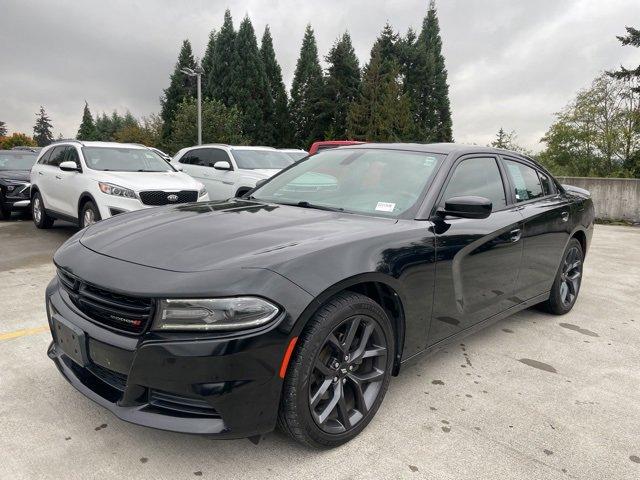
<box><xmin>1</xmin><ymin>218</ymin><xmax>639</xmax><ymax>480</ymax></box>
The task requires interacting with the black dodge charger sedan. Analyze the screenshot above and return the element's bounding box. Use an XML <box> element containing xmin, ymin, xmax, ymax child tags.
<box><xmin>46</xmin><ymin>143</ymin><xmax>594</xmax><ymax>448</ymax></box>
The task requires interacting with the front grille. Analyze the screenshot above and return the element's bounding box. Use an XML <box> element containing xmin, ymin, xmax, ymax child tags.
<box><xmin>148</xmin><ymin>389</ymin><xmax>220</xmax><ymax>417</ymax></box>
<box><xmin>88</xmin><ymin>363</ymin><xmax>128</xmax><ymax>392</ymax></box>
<box><xmin>58</xmin><ymin>269</ymin><xmax>153</xmax><ymax>334</ymax></box>
<box><xmin>139</xmin><ymin>190</ymin><xmax>198</xmax><ymax>206</ymax></box>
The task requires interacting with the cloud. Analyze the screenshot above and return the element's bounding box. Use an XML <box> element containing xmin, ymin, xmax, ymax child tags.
<box><xmin>1</xmin><ymin>0</ymin><xmax>638</xmax><ymax>150</ymax></box>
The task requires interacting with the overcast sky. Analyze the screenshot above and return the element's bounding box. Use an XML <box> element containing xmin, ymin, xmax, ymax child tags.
<box><xmin>1</xmin><ymin>0</ymin><xmax>639</xmax><ymax>150</ymax></box>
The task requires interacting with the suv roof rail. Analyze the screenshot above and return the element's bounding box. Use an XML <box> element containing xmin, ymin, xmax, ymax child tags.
<box><xmin>49</xmin><ymin>139</ymin><xmax>85</xmax><ymax>146</ymax></box>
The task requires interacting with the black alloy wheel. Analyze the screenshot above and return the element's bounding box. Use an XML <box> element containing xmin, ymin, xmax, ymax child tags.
<box><xmin>309</xmin><ymin>315</ymin><xmax>387</xmax><ymax>434</ymax></box>
<box><xmin>542</xmin><ymin>238</ymin><xmax>584</xmax><ymax>314</ymax></box>
<box><xmin>279</xmin><ymin>292</ymin><xmax>394</xmax><ymax>448</ymax></box>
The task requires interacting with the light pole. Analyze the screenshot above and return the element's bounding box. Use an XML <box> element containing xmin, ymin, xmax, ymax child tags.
<box><xmin>180</xmin><ymin>66</ymin><xmax>204</xmax><ymax>145</ymax></box>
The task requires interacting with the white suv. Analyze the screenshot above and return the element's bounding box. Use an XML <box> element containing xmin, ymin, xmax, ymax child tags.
<box><xmin>171</xmin><ymin>145</ymin><xmax>295</xmax><ymax>200</ymax></box>
<box><xmin>30</xmin><ymin>141</ymin><xmax>209</xmax><ymax>229</ymax></box>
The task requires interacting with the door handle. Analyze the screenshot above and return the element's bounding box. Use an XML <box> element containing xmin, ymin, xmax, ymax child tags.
<box><xmin>38</xmin><ymin>171</ymin><xmax>44</xmax><ymax>175</ymax></box>
<box><xmin>561</xmin><ymin>211</ymin><xmax>569</xmax><ymax>222</ymax></box>
<box><xmin>509</xmin><ymin>228</ymin><xmax>522</xmax><ymax>243</ymax></box>
<box><xmin>55</xmin><ymin>175</ymin><xmax>62</xmax><ymax>180</ymax></box>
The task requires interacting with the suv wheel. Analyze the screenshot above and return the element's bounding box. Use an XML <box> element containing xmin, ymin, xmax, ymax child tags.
<box><xmin>278</xmin><ymin>292</ymin><xmax>394</xmax><ymax>448</ymax></box>
<box><xmin>80</xmin><ymin>201</ymin><xmax>101</xmax><ymax>228</ymax></box>
<box><xmin>32</xmin><ymin>192</ymin><xmax>54</xmax><ymax>229</ymax></box>
<box><xmin>541</xmin><ymin>238</ymin><xmax>583</xmax><ymax>315</ymax></box>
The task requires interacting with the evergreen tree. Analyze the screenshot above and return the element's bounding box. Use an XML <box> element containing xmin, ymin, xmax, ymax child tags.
<box><xmin>371</xmin><ymin>23</ymin><xmax>401</xmax><ymax>69</ymax></box>
<box><xmin>207</xmin><ymin>10</ymin><xmax>237</xmax><ymax>103</ymax></box>
<box><xmin>347</xmin><ymin>48</ymin><xmax>412</xmax><ymax>142</ymax></box>
<box><xmin>201</xmin><ymin>29</ymin><xmax>217</xmax><ymax>96</ymax></box>
<box><xmin>33</xmin><ymin>106</ymin><xmax>54</xmax><ymax>147</ymax></box>
<box><xmin>406</xmin><ymin>0</ymin><xmax>453</xmax><ymax>142</ymax></box>
<box><xmin>608</xmin><ymin>26</ymin><xmax>640</xmax><ymax>92</ymax></box>
<box><xmin>0</xmin><ymin>121</ymin><xmax>7</xmax><ymax>137</ymax></box>
<box><xmin>76</xmin><ymin>101</ymin><xmax>96</xmax><ymax>140</ymax></box>
<box><xmin>290</xmin><ymin>25</ymin><xmax>327</xmax><ymax>147</ymax></box>
<box><xmin>94</xmin><ymin>113</ymin><xmax>112</xmax><ymax>141</ymax></box>
<box><xmin>231</xmin><ymin>16</ymin><xmax>273</xmax><ymax>145</ymax></box>
<box><xmin>324</xmin><ymin>32</ymin><xmax>361</xmax><ymax>139</ymax></box>
<box><xmin>160</xmin><ymin>39</ymin><xmax>197</xmax><ymax>143</ymax></box>
<box><xmin>260</xmin><ymin>26</ymin><xmax>291</xmax><ymax>147</ymax></box>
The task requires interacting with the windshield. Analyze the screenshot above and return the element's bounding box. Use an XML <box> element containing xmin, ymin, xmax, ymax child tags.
<box><xmin>232</xmin><ymin>149</ymin><xmax>294</xmax><ymax>170</ymax></box>
<box><xmin>0</xmin><ymin>151</ymin><xmax>38</xmax><ymax>170</ymax></box>
<box><xmin>283</xmin><ymin>151</ymin><xmax>308</xmax><ymax>161</ymax></box>
<box><xmin>82</xmin><ymin>147</ymin><xmax>174</xmax><ymax>172</ymax></box>
<box><xmin>251</xmin><ymin>148</ymin><xmax>444</xmax><ymax>217</ymax></box>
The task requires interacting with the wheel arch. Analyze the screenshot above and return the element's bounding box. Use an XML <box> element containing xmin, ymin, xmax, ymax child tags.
<box><xmin>77</xmin><ymin>192</ymin><xmax>98</xmax><ymax>216</ymax></box>
<box><xmin>571</xmin><ymin>228</ymin><xmax>587</xmax><ymax>258</ymax></box>
<box><xmin>292</xmin><ymin>273</ymin><xmax>407</xmax><ymax>376</ymax></box>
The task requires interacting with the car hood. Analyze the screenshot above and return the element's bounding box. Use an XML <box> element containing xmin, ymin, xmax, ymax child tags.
<box><xmin>79</xmin><ymin>199</ymin><xmax>397</xmax><ymax>273</ymax></box>
<box><xmin>0</xmin><ymin>170</ymin><xmax>30</xmax><ymax>182</ymax></box>
<box><xmin>87</xmin><ymin>170</ymin><xmax>200</xmax><ymax>191</ymax></box>
<box><xmin>241</xmin><ymin>168</ymin><xmax>281</xmax><ymax>179</ymax></box>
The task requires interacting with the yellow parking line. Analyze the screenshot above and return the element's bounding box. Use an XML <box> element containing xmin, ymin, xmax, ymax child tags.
<box><xmin>0</xmin><ymin>325</ymin><xmax>49</xmax><ymax>341</ymax></box>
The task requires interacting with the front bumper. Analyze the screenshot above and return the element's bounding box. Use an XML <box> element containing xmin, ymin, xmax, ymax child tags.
<box><xmin>45</xmin><ymin>277</ymin><xmax>293</xmax><ymax>438</ymax></box>
<box><xmin>1</xmin><ymin>184</ymin><xmax>31</xmax><ymax>211</ymax></box>
<box><xmin>97</xmin><ymin>193</ymin><xmax>210</xmax><ymax>220</ymax></box>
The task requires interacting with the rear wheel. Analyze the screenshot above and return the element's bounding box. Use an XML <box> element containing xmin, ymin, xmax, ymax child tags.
<box><xmin>32</xmin><ymin>192</ymin><xmax>54</xmax><ymax>229</ymax></box>
<box><xmin>80</xmin><ymin>201</ymin><xmax>101</xmax><ymax>229</ymax></box>
<box><xmin>278</xmin><ymin>292</ymin><xmax>394</xmax><ymax>448</ymax></box>
<box><xmin>541</xmin><ymin>238</ymin><xmax>583</xmax><ymax>315</ymax></box>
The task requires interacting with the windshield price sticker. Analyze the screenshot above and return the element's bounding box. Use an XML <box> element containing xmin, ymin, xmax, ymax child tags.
<box><xmin>375</xmin><ymin>202</ymin><xmax>396</xmax><ymax>212</ymax></box>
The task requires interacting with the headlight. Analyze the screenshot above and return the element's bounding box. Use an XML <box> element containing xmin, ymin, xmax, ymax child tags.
<box><xmin>98</xmin><ymin>182</ymin><xmax>136</xmax><ymax>199</ymax></box>
<box><xmin>198</xmin><ymin>184</ymin><xmax>207</xmax><ymax>197</ymax></box>
<box><xmin>153</xmin><ymin>297</ymin><xmax>279</xmax><ymax>331</ymax></box>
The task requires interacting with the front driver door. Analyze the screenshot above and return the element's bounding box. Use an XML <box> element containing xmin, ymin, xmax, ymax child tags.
<box><xmin>429</xmin><ymin>155</ymin><xmax>524</xmax><ymax>346</ymax></box>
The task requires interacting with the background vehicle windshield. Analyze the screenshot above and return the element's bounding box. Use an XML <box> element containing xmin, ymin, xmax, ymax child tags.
<box><xmin>284</xmin><ymin>151</ymin><xmax>308</xmax><ymax>161</ymax></box>
<box><xmin>82</xmin><ymin>147</ymin><xmax>174</xmax><ymax>172</ymax></box>
<box><xmin>252</xmin><ymin>148</ymin><xmax>444</xmax><ymax>217</ymax></box>
<box><xmin>0</xmin><ymin>151</ymin><xmax>38</xmax><ymax>170</ymax></box>
<box><xmin>232</xmin><ymin>149</ymin><xmax>294</xmax><ymax>170</ymax></box>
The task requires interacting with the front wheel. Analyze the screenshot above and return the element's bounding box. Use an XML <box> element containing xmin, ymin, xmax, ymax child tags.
<box><xmin>278</xmin><ymin>292</ymin><xmax>394</xmax><ymax>448</ymax></box>
<box><xmin>32</xmin><ymin>192</ymin><xmax>54</xmax><ymax>229</ymax></box>
<box><xmin>541</xmin><ymin>238</ymin><xmax>584</xmax><ymax>315</ymax></box>
<box><xmin>80</xmin><ymin>201</ymin><xmax>101</xmax><ymax>229</ymax></box>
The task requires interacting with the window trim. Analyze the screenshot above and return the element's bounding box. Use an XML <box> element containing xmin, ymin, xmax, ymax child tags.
<box><xmin>500</xmin><ymin>156</ymin><xmax>559</xmax><ymax>206</ymax></box>
<box><xmin>206</xmin><ymin>147</ymin><xmax>234</xmax><ymax>170</ymax></box>
<box><xmin>64</xmin><ymin>145</ymin><xmax>83</xmax><ymax>173</ymax></box>
<box><xmin>431</xmin><ymin>154</ymin><xmax>511</xmax><ymax>217</ymax></box>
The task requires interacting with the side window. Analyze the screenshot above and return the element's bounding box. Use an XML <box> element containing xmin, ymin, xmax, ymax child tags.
<box><xmin>38</xmin><ymin>148</ymin><xmax>53</xmax><ymax>165</ymax></box>
<box><xmin>48</xmin><ymin>146</ymin><xmax>68</xmax><ymax>167</ymax></box>
<box><xmin>504</xmin><ymin>160</ymin><xmax>544</xmax><ymax>202</ymax></box>
<box><xmin>66</xmin><ymin>147</ymin><xmax>80</xmax><ymax>165</ymax></box>
<box><xmin>538</xmin><ymin>171</ymin><xmax>554</xmax><ymax>196</ymax></box>
<box><xmin>441</xmin><ymin>157</ymin><xmax>506</xmax><ymax>210</ymax></box>
<box><xmin>207</xmin><ymin>148</ymin><xmax>231</xmax><ymax>167</ymax></box>
<box><xmin>180</xmin><ymin>149</ymin><xmax>206</xmax><ymax>166</ymax></box>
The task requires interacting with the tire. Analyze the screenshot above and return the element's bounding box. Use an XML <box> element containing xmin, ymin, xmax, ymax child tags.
<box><xmin>0</xmin><ymin>204</ymin><xmax>11</xmax><ymax>220</ymax></box>
<box><xmin>32</xmin><ymin>192</ymin><xmax>54</xmax><ymax>229</ymax></box>
<box><xmin>278</xmin><ymin>291</ymin><xmax>395</xmax><ymax>449</ymax></box>
<box><xmin>80</xmin><ymin>201</ymin><xmax>101</xmax><ymax>229</ymax></box>
<box><xmin>540</xmin><ymin>238</ymin><xmax>584</xmax><ymax>315</ymax></box>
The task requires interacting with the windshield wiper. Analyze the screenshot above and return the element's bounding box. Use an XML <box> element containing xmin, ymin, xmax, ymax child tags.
<box><xmin>292</xmin><ymin>201</ymin><xmax>344</xmax><ymax>212</ymax></box>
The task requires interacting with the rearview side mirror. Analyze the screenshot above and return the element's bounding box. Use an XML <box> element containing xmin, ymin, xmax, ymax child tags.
<box><xmin>440</xmin><ymin>196</ymin><xmax>492</xmax><ymax>219</ymax></box>
<box><xmin>255</xmin><ymin>179</ymin><xmax>268</xmax><ymax>188</ymax></box>
<box><xmin>213</xmin><ymin>160</ymin><xmax>232</xmax><ymax>171</ymax></box>
<box><xmin>59</xmin><ymin>161</ymin><xmax>80</xmax><ymax>172</ymax></box>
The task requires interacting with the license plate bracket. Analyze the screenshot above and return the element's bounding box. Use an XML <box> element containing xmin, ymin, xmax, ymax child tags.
<box><xmin>53</xmin><ymin>317</ymin><xmax>88</xmax><ymax>367</ymax></box>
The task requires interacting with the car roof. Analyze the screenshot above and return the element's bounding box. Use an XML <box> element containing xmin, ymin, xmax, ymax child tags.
<box><xmin>279</xmin><ymin>148</ymin><xmax>307</xmax><ymax>153</ymax></box>
<box><xmin>0</xmin><ymin>149</ymin><xmax>37</xmax><ymax>155</ymax></box>
<box><xmin>342</xmin><ymin>142</ymin><xmax>531</xmax><ymax>158</ymax></box>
